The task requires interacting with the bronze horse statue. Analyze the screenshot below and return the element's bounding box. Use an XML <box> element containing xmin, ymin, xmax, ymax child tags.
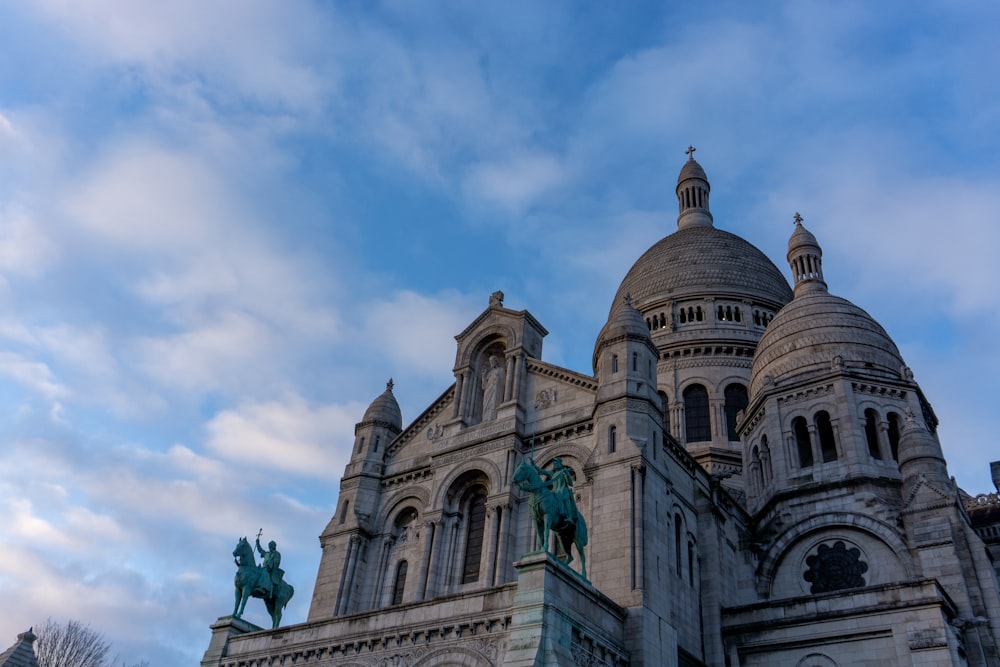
<box><xmin>233</xmin><ymin>537</ymin><xmax>294</xmax><ymax>628</ymax></box>
<box><xmin>513</xmin><ymin>459</ymin><xmax>588</xmax><ymax>578</ymax></box>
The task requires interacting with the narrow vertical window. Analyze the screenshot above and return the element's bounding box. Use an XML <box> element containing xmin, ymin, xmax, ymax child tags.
<box><xmin>724</xmin><ymin>384</ymin><xmax>749</xmax><ymax>441</ymax></box>
<box><xmin>462</xmin><ymin>493</ymin><xmax>487</xmax><ymax>584</ymax></box>
<box><xmin>684</xmin><ymin>384</ymin><xmax>711</xmax><ymax>442</ymax></box>
<box><xmin>373</xmin><ymin>435</ymin><xmax>380</xmax><ymax>452</ymax></box>
<box><xmin>608</xmin><ymin>425</ymin><xmax>617</xmax><ymax>453</ymax></box>
<box><xmin>864</xmin><ymin>409</ymin><xmax>882</xmax><ymax>459</ymax></box>
<box><xmin>338</xmin><ymin>500</ymin><xmax>350</xmax><ymax>525</ymax></box>
<box><xmin>632</xmin><ymin>352</ymin><xmax>638</xmax><ymax>372</ymax></box>
<box><xmin>887</xmin><ymin>412</ymin><xmax>902</xmax><ymax>461</ymax></box>
<box><xmin>674</xmin><ymin>514</ymin><xmax>682</xmax><ymax>577</ymax></box>
<box><xmin>612</xmin><ymin>354</ymin><xmax>619</xmax><ymax>374</ymax></box>
<box><xmin>391</xmin><ymin>560</ymin><xmax>408</xmax><ymax>605</ymax></box>
<box><xmin>816</xmin><ymin>411</ymin><xmax>837</xmax><ymax>462</ymax></box>
<box><xmin>687</xmin><ymin>541</ymin><xmax>695</xmax><ymax>586</ymax></box>
<box><xmin>794</xmin><ymin>416</ymin><xmax>813</xmax><ymax>467</ymax></box>
<box><xmin>356</xmin><ymin>437</ymin><xmax>365</xmax><ymax>454</ymax></box>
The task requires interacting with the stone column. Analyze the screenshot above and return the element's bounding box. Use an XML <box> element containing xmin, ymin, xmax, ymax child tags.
<box><xmin>453</xmin><ymin>515</ymin><xmax>471</xmax><ymax>592</ymax></box>
<box><xmin>495</xmin><ymin>502</ymin><xmax>512</xmax><ymax>584</ymax></box>
<box><xmin>510</xmin><ymin>353</ymin><xmax>523</xmax><ymax>403</ymax></box>
<box><xmin>485</xmin><ymin>504</ymin><xmax>500</xmax><ymax>586</ymax></box>
<box><xmin>417</xmin><ymin>520</ymin><xmax>436</xmax><ymax>600</ymax></box>
<box><xmin>371</xmin><ymin>537</ymin><xmax>393</xmax><ymax>609</ymax></box>
<box><xmin>333</xmin><ymin>536</ymin><xmax>357</xmax><ymax>616</ymax></box>
<box><xmin>342</xmin><ymin>535</ymin><xmax>364</xmax><ymax>614</ymax></box>
<box><xmin>504</xmin><ymin>354</ymin><xmax>516</xmax><ymax>401</ymax></box>
<box><xmin>452</xmin><ymin>374</ymin><xmax>464</xmax><ymax>419</ymax></box>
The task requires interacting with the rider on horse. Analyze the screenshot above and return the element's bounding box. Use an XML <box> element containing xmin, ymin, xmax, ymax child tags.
<box><xmin>256</xmin><ymin>532</ymin><xmax>287</xmax><ymax>598</ymax></box>
<box><xmin>538</xmin><ymin>457</ymin><xmax>575</xmax><ymax>523</ymax></box>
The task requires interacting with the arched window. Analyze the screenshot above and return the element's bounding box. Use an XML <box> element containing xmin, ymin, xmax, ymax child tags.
<box><xmin>608</xmin><ymin>425</ymin><xmax>617</xmax><ymax>453</ymax></box>
<box><xmin>864</xmin><ymin>409</ymin><xmax>882</xmax><ymax>459</ymax></box>
<box><xmin>632</xmin><ymin>352</ymin><xmax>638</xmax><ymax>372</ymax></box>
<box><xmin>887</xmin><ymin>412</ymin><xmax>902</xmax><ymax>461</ymax></box>
<box><xmin>684</xmin><ymin>384</ymin><xmax>711</xmax><ymax>442</ymax></box>
<box><xmin>612</xmin><ymin>354</ymin><xmax>619</xmax><ymax>374</ymax></box>
<box><xmin>734</xmin><ymin>306</ymin><xmax>742</xmax><ymax>322</ymax></box>
<box><xmin>724</xmin><ymin>384</ymin><xmax>749</xmax><ymax>441</ymax></box>
<box><xmin>717</xmin><ymin>305</ymin><xmax>725</xmax><ymax>321</ymax></box>
<box><xmin>461</xmin><ymin>492</ymin><xmax>487</xmax><ymax>584</ymax></box>
<box><xmin>695</xmin><ymin>306</ymin><xmax>703</xmax><ymax>321</ymax></box>
<box><xmin>794</xmin><ymin>416</ymin><xmax>813</xmax><ymax>467</ymax></box>
<box><xmin>816</xmin><ymin>411</ymin><xmax>838</xmax><ymax>462</ymax></box>
<box><xmin>679</xmin><ymin>309</ymin><xmax>687</xmax><ymax>324</ymax></box>
<box><xmin>391</xmin><ymin>560</ymin><xmax>408</xmax><ymax>605</ymax></box>
<box><xmin>356</xmin><ymin>436</ymin><xmax>365</xmax><ymax>454</ymax></box>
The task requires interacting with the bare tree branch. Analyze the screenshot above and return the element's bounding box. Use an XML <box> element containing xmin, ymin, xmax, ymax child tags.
<box><xmin>33</xmin><ymin>619</ymin><xmax>147</xmax><ymax>667</ymax></box>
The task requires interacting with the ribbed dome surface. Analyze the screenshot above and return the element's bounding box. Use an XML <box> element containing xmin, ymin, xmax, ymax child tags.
<box><xmin>600</xmin><ymin>299</ymin><xmax>651</xmax><ymax>341</ymax></box>
<box><xmin>611</xmin><ymin>226</ymin><xmax>792</xmax><ymax>316</ymax></box>
<box><xmin>677</xmin><ymin>158</ymin><xmax>708</xmax><ymax>184</ymax></box>
<box><xmin>362</xmin><ymin>383</ymin><xmax>402</xmax><ymax>429</ymax></box>
<box><xmin>750</xmin><ymin>293</ymin><xmax>904</xmax><ymax>397</ymax></box>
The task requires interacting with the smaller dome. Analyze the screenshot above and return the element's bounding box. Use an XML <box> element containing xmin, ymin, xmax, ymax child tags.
<box><xmin>750</xmin><ymin>293</ymin><xmax>904</xmax><ymax>397</ymax></box>
<box><xmin>362</xmin><ymin>379</ymin><xmax>402</xmax><ymax>429</ymax></box>
<box><xmin>788</xmin><ymin>218</ymin><xmax>819</xmax><ymax>254</ymax></box>
<box><xmin>677</xmin><ymin>156</ymin><xmax>708</xmax><ymax>185</ymax></box>
<box><xmin>593</xmin><ymin>294</ymin><xmax>652</xmax><ymax>370</ymax></box>
<box><xmin>603</xmin><ymin>295</ymin><xmax>651</xmax><ymax>340</ymax></box>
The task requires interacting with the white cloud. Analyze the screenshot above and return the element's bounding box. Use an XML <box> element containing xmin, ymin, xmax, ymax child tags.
<box><xmin>205</xmin><ymin>393</ymin><xmax>361</xmax><ymax>478</ymax></box>
<box><xmin>0</xmin><ymin>352</ymin><xmax>68</xmax><ymax>402</ymax></box>
<box><xmin>33</xmin><ymin>0</ymin><xmax>333</xmax><ymax>112</ymax></box>
<box><xmin>359</xmin><ymin>290</ymin><xmax>478</xmax><ymax>376</ymax></box>
<box><xmin>464</xmin><ymin>151</ymin><xmax>567</xmax><ymax>213</ymax></box>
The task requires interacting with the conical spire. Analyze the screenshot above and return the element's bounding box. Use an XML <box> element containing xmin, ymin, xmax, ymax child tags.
<box><xmin>786</xmin><ymin>212</ymin><xmax>827</xmax><ymax>296</ymax></box>
<box><xmin>676</xmin><ymin>146</ymin><xmax>713</xmax><ymax>230</ymax></box>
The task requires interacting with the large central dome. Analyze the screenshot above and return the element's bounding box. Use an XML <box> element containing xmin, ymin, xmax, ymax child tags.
<box><xmin>611</xmin><ymin>226</ymin><xmax>792</xmax><ymax>316</ymax></box>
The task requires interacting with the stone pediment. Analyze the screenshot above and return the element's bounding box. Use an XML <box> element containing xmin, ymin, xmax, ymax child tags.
<box><xmin>901</xmin><ymin>474</ymin><xmax>955</xmax><ymax>513</ymax></box>
<box><xmin>386</xmin><ymin>384</ymin><xmax>456</xmax><ymax>459</ymax></box>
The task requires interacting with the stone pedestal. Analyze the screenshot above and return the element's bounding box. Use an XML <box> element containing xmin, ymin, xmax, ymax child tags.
<box><xmin>201</xmin><ymin>616</ymin><xmax>263</xmax><ymax>667</ymax></box>
<box><xmin>502</xmin><ymin>550</ymin><xmax>628</xmax><ymax>667</ymax></box>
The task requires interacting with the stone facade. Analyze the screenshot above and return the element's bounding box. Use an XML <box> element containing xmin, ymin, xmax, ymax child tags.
<box><xmin>203</xmin><ymin>155</ymin><xmax>1000</xmax><ymax>666</ymax></box>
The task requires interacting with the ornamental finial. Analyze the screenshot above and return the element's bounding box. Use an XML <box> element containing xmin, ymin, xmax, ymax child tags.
<box><xmin>685</xmin><ymin>145</ymin><xmax>696</xmax><ymax>160</ymax></box>
<box><xmin>793</xmin><ymin>212</ymin><xmax>803</xmax><ymax>226</ymax></box>
<box><xmin>386</xmin><ymin>378</ymin><xmax>394</xmax><ymax>392</ymax></box>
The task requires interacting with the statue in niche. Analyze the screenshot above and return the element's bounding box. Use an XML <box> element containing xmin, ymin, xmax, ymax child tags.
<box><xmin>480</xmin><ymin>354</ymin><xmax>504</xmax><ymax>421</ymax></box>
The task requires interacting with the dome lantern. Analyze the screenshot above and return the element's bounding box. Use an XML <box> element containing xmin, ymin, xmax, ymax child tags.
<box><xmin>676</xmin><ymin>145</ymin><xmax>713</xmax><ymax>230</ymax></box>
<box><xmin>787</xmin><ymin>213</ymin><xmax>827</xmax><ymax>296</ymax></box>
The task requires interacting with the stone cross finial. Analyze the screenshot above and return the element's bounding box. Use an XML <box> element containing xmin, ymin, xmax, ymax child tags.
<box><xmin>793</xmin><ymin>212</ymin><xmax>803</xmax><ymax>225</ymax></box>
<box><xmin>489</xmin><ymin>290</ymin><xmax>504</xmax><ymax>307</ymax></box>
<box><xmin>685</xmin><ymin>145</ymin><xmax>696</xmax><ymax>160</ymax></box>
<box><xmin>386</xmin><ymin>379</ymin><xmax>394</xmax><ymax>392</ymax></box>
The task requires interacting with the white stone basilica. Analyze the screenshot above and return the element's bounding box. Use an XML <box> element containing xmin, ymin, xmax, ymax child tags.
<box><xmin>203</xmin><ymin>153</ymin><xmax>1000</xmax><ymax>666</ymax></box>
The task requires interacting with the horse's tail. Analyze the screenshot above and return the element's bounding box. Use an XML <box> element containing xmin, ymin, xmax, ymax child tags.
<box><xmin>283</xmin><ymin>583</ymin><xmax>295</xmax><ymax>609</ymax></box>
<box><xmin>575</xmin><ymin>510</ymin><xmax>589</xmax><ymax>546</ymax></box>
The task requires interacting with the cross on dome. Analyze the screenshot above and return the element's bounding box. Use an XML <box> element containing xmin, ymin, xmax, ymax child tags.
<box><xmin>685</xmin><ymin>145</ymin><xmax>696</xmax><ymax>160</ymax></box>
<box><xmin>794</xmin><ymin>212</ymin><xmax>804</xmax><ymax>226</ymax></box>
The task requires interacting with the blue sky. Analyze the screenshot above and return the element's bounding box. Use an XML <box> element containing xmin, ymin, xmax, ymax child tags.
<box><xmin>1</xmin><ymin>2</ymin><xmax>998</xmax><ymax>664</ymax></box>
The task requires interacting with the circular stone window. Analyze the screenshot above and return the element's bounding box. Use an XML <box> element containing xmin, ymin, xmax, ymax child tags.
<box><xmin>802</xmin><ymin>540</ymin><xmax>868</xmax><ymax>594</ymax></box>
